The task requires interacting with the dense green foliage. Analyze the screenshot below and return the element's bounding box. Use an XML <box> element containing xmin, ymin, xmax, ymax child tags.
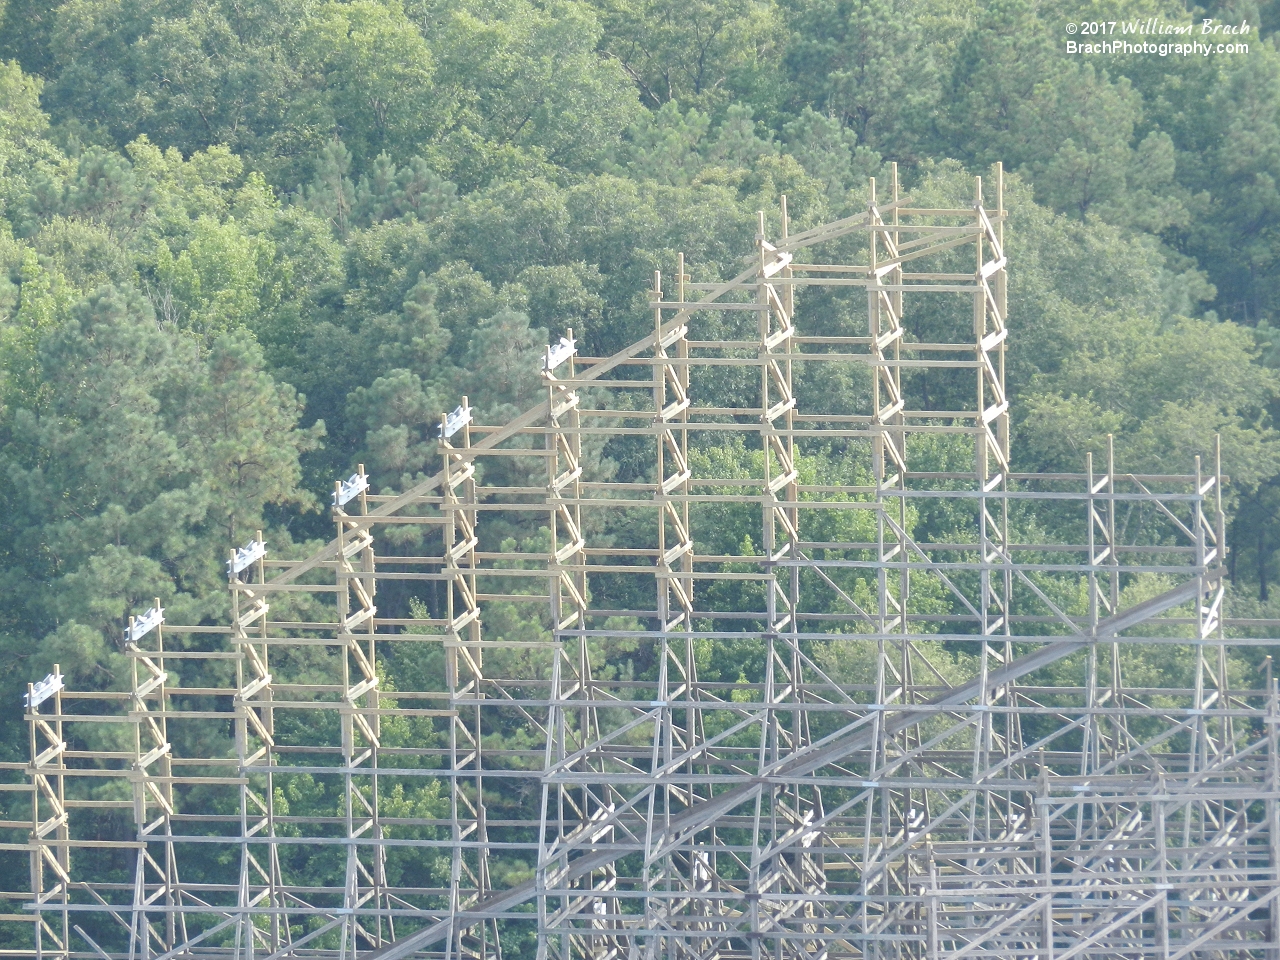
<box><xmin>0</xmin><ymin>0</ymin><xmax>1276</xmax><ymax>740</ymax></box>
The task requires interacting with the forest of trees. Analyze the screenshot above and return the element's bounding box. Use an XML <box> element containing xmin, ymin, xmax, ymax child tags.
<box><xmin>0</xmin><ymin>0</ymin><xmax>1276</xmax><ymax>740</ymax></box>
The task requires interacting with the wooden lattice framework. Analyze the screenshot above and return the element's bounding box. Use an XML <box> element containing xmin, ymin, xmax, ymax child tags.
<box><xmin>2</xmin><ymin>165</ymin><xmax>1278</xmax><ymax>960</ymax></box>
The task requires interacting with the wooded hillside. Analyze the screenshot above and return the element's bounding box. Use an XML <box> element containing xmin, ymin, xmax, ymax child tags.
<box><xmin>0</xmin><ymin>0</ymin><xmax>1275</xmax><ymax>744</ymax></box>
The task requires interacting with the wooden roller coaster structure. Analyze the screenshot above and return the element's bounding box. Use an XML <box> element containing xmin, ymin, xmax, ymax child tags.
<box><xmin>5</xmin><ymin>165</ymin><xmax>1278</xmax><ymax>960</ymax></box>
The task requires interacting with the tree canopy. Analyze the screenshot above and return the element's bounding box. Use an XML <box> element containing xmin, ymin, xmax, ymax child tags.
<box><xmin>0</xmin><ymin>0</ymin><xmax>1275</xmax><ymax>764</ymax></box>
